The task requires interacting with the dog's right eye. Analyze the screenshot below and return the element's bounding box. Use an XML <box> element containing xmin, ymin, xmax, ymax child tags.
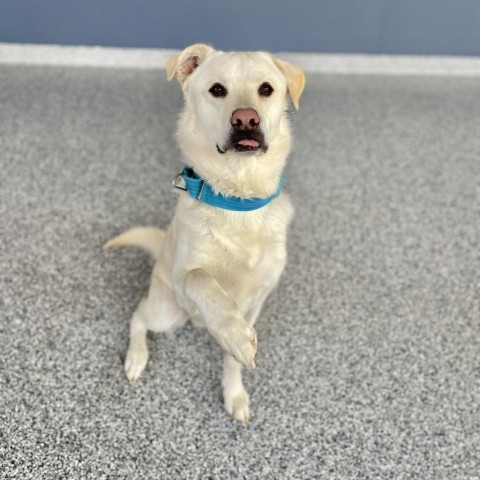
<box><xmin>209</xmin><ymin>83</ymin><xmax>228</xmax><ymax>98</ymax></box>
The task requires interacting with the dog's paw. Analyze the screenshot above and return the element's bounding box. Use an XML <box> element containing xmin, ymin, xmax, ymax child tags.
<box><xmin>224</xmin><ymin>387</ymin><xmax>250</xmax><ymax>426</ymax></box>
<box><xmin>228</xmin><ymin>326</ymin><xmax>257</xmax><ymax>369</ymax></box>
<box><xmin>124</xmin><ymin>345</ymin><xmax>149</xmax><ymax>383</ymax></box>
<box><xmin>211</xmin><ymin>319</ymin><xmax>257</xmax><ymax>369</ymax></box>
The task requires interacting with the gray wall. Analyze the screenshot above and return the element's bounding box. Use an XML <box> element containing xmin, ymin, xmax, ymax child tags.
<box><xmin>1</xmin><ymin>0</ymin><xmax>480</xmax><ymax>55</ymax></box>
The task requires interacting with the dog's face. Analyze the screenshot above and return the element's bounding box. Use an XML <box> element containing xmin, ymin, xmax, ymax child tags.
<box><xmin>167</xmin><ymin>45</ymin><xmax>305</xmax><ymax>197</ymax></box>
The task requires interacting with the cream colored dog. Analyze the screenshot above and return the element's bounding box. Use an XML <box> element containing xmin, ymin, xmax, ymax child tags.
<box><xmin>106</xmin><ymin>44</ymin><xmax>304</xmax><ymax>425</ymax></box>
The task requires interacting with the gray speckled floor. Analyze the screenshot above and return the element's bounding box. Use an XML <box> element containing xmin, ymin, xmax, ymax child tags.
<box><xmin>1</xmin><ymin>65</ymin><xmax>479</xmax><ymax>479</ymax></box>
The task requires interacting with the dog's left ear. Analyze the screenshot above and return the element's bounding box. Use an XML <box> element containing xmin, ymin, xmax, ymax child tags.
<box><xmin>272</xmin><ymin>57</ymin><xmax>305</xmax><ymax>109</ymax></box>
<box><xmin>166</xmin><ymin>44</ymin><xmax>214</xmax><ymax>85</ymax></box>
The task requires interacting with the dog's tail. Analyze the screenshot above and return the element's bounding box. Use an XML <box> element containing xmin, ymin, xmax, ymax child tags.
<box><xmin>104</xmin><ymin>227</ymin><xmax>166</xmax><ymax>259</ymax></box>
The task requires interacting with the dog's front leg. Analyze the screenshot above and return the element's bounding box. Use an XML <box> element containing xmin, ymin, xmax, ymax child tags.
<box><xmin>221</xmin><ymin>296</ymin><xmax>270</xmax><ymax>425</ymax></box>
<box><xmin>183</xmin><ymin>268</ymin><xmax>257</xmax><ymax>368</ymax></box>
<box><xmin>222</xmin><ymin>353</ymin><xmax>250</xmax><ymax>425</ymax></box>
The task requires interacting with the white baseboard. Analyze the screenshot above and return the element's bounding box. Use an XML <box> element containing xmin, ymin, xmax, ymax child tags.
<box><xmin>1</xmin><ymin>42</ymin><xmax>480</xmax><ymax>76</ymax></box>
<box><xmin>0</xmin><ymin>43</ymin><xmax>176</xmax><ymax>69</ymax></box>
<box><xmin>278</xmin><ymin>51</ymin><xmax>480</xmax><ymax>76</ymax></box>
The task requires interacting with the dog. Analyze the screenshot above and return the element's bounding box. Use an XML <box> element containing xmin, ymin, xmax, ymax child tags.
<box><xmin>105</xmin><ymin>44</ymin><xmax>305</xmax><ymax>425</ymax></box>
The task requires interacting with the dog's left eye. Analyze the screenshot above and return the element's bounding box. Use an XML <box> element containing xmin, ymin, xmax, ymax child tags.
<box><xmin>258</xmin><ymin>82</ymin><xmax>274</xmax><ymax>97</ymax></box>
<box><xmin>209</xmin><ymin>83</ymin><xmax>228</xmax><ymax>97</ymax></box>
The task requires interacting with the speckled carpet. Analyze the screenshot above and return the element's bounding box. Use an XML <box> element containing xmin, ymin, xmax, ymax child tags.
<box><xmin>1</xmin><ymin>64</ymin><xmax>479</xmax><ymax>479</ymax></box>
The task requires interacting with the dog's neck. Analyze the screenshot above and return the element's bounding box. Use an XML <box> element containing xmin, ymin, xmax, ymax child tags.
<box><xmin>190</xmin><ymin>164</ymin><xmax>283</xmax><ymax>198</ymax></box>
<box><xmin>181</xmin><ymin>135</ymin><xmax>291</xmax><ymax>199</ymax></box>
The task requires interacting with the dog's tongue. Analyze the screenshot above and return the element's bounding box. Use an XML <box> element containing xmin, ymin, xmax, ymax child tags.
<box><xmin>237</xmin><ymin>139</ymin><xmax>260</xmax><ymax>147</ymax></box>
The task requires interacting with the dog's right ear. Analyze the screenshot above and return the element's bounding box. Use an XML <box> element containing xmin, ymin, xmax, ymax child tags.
<box><xmin>166</xmin><ymin>44</ymin><xmax>214</xmax><ymax>85</ymax></box>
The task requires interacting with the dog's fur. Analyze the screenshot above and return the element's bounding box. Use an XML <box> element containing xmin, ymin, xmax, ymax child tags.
<box><xmin>105</xmin><ymin>44</ymin><xmax>305</xmax><ymax>424</ymax></box>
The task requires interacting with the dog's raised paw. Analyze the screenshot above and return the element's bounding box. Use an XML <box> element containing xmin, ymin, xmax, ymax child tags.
<box><xmin>124</xmin><ymin>346</ymin><xmax>149</xmax><ymax>383</ymax></box>
<box><xmin>232</xmin><ymin>326</ymin><xmax>257</xmax><ymax>369</ymax></box>
<box><xmin>225</xmin><ymin>388</ymin><xmax>250</xmax><ymax>426</ymax></box>
<box><xmin>215</xmin><ymin>322</ymin><xmax>257</xmax><ymax>369</ymax></box>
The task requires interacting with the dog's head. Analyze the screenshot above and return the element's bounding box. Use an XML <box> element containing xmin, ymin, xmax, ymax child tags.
<box><xmin>167</xmin><ymin>44</ymin><xmax>305</xmax><ymax>197</ymax></box>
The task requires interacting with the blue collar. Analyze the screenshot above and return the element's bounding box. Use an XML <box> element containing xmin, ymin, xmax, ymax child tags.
<box><xmin>172</xmin><ymin>167</ymin><xmax>285</xmax><ymax>212</ymax></box>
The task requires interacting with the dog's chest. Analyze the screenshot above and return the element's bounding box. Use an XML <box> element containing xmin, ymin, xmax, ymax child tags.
<box><xmin>176</xmin><ymin>195</ymin><xmax>293</xmax><ymax>283</ymax></box>
<box><xmin>202</xmin><ymin>209</ymin><xmax>289</xmax><ymax>283</ymax></box>
<box><xmin>213</xmin><ymin>224</ymin><xmax>271</xmax><ymax>270</ymax></box>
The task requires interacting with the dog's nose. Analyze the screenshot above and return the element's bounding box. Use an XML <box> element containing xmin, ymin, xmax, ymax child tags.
<box><xmin>231</xmin><ymin>108</ymin><xmax>260</xmax><ymax>131</ymax></box>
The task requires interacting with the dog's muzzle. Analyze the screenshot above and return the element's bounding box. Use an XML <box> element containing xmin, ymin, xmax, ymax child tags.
<box><xmin>217</xmin><ymin>108</ymin><xmax>268</xmax><ymax>155</ymax></box>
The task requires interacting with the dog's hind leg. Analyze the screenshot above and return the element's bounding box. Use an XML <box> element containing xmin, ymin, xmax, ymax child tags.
<box><xmin>125</xmin><ymin>296</ymin><xmax>150</xmax><ymax>383</ymax></box>
<box><xmin>125</xmin><ymin>275</ymin><xmax>188</xmax><ymax>383</ymax></box>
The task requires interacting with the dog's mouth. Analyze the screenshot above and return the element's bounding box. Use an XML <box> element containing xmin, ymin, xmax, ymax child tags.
<box><xmin>217</xmin><ymin>130</ymin><xmax>268</xmax><ymax>155</ymax></box>
<box><xmin>235</xmin><ymin>138</ymin><xmax>262</xmax><ymax>152</ymax></box>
